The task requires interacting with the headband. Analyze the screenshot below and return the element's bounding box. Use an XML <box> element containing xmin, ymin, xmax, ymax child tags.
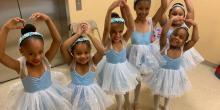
<box><xmin>70</xmin><ymin>37</ymin><xmax>89</xmax><ymax>49</ymax></box>
<box><xmin>111</xmin><ymin>18</ymin><xmax>125</xmax><ymax>23</ymax></box>
<box><xmin>19</xmin><ymin>32</ymin><xmax>43</xmax><ymax>46</ymax></box>
<box><xmin>171</xmin><ymin>4</ymin><xmax>185</xmax><ymax>10</ymax></box>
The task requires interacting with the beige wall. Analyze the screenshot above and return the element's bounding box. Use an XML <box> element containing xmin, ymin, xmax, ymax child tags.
<box><xmin>67</xmin><ymin>0</ymin><xmax>220</xmax><ymax>64</ymax></box>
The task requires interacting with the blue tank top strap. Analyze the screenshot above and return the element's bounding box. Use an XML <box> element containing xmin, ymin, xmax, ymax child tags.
<box><xmin>147</xmin><ymin>17</ymin><xmax>153</xmax><ymax>32</ymax></box>
<box><xmin>180</xmin><ymin>46</ymin><xmax>184</xmax><ymax>56</ymax></box>
<box><xmin>70</xmin><ymin>62</ymin><xmax>96</xmax><ymax>86</ymax></box>
<box><xmin>18</xmin><ymin>56</ymin><xmax>51</xmax><ymax>78</ymax></box>
<box><xmin>17</xmin><ymin>57</ymin><xmax>28</xmax><ymax>77</ymax></box>
<box><xmin>160</xmin><ymin>39</ymin><xmax>170</xmax><ymax>54</ymax></box>
<box><xmin>18</xmin><ymin>56</ymin><xmax>52</xmax><ymax>93</ymax></box>
<box><xmin>132</xmin><ymin>17</ymin><xmax>153</xmax><ymax>45</ymax></box>
<box><xmin>133</xmin><ymin>17</ymin><xmax>153</xmax><ymax>32</ymax></box>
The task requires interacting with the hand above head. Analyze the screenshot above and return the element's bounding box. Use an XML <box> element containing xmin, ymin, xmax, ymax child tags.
<box><xmin>119</xmin><ymin>0</ymin><xmax>127</xmax><ymax>7</ymax></box>
<box><xmin>76</xmin><ymin>22</ymin><xmax>91</xmax><ymax>35</ymax></box>
<box><xmin>29</xmin><ymin>12</ymin><xmax>50</xmax><ymax>22</ymax></box>
<box><xmin>109</xmin><ymin>0</ymin><xmax>121</xmax><ymax>11</ymax></box>
<box><xmin>76</xmin><ymin>23</ymin><xmax>85</xmax><ymax>35</ymax></box>
<box><xmin>3</xmin><ymin>17</ymin><xmax>25</xmax><ymax>30</ymax></box>
<box><xmin>81</xmin><ymin>22</ymin><xmax>92</xmax><ymax>35</ymax></box>
<box><xmin>167</xmin><ymin>0</ymin><xmax>174</xmax><ymax>5</ymax></box>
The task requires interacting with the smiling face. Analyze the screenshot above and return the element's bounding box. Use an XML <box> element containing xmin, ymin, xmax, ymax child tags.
<box><xmin>71</xmin><ymin>42</ymin><xmax>91</xmax><ymax>65</ymax></box>
<box><xmin>134</xmin><ymin>0</ymin><xmax>151</xmax><ymax>20</ymax></box>
<box><xmin>110</xmin><ymin>23</ymin><xmax>124</xmax><ymax>43</ymax></box>
<box><xmin>20</xmin><ymin>38</ymin><xmax>44</xmax><ymax>66</ymax></box>
<box><xmin>169</xmin><ymin>28</ymin><xmax>188</xmax><ymax>48</ymax></box>
<box><xmin>169</xmin><ymin>7</ymin><xmax>185</xmax><ymax>26</ymax></box>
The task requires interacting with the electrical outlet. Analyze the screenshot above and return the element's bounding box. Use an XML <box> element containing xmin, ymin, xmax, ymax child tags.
<box><xmin>76</xmin><ymin>0</ymin><xmax>82</xmax><ymax>11</ymax></box>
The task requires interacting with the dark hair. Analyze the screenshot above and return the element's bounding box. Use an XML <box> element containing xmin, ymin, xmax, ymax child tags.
<box><xmin>173</xmin><ymin>27</ymin><xmax>189</xmax><ymax>41</ymax></box>
<box><xmin>111</xmin><ymin>12</ymin><xmax>120</xmax><ymax>18</ymax></box>
<box><xmin>70</xmin><ymin>35</ymin><xmax>91</xmax><ymax>54</ymax></box>
<box><xmin>134</xmin><ymin>0</ymin><xmax>151</xmax><ymax>9</ymax></box>
<box><xmin>169</xmin><ymin>3</ymin><xmax>185</xmax><ymax>17</ymax></box>
<box><xmin>20</xmin><ymin>24</ymin><xmax>43</xmax><ymax>47</ymax></box>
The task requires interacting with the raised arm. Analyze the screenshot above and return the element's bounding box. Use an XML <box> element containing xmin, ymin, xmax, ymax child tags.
<box><xmin>184</xmin><ymin>0</ymin><xmax>194</xmax><ymax>27</ymax></box>
<box><xmin>29</xmin><ymin>12</ymin><xmax>62</xmax><ymax>63</ymax></box>
<box><xmin>120</xmin><ymin>0</ymin><xmax>129</xmax><ymax>27</ymax></box>
<box><xmin>84</xmin><ymin>23</ymin><xmax>105</xmax><ymax>65</ymax></box>
<box><xmin>152</xmin><ymin>0</ymin><xmax>169</xmax><ymax>26</ymax></box>
<box><xmin>60</xmin><ymin>23</ymin><xmax>84</xmax><ymax>64</ymax></box>
<box><xmin>0</xmin><ymin>17</ymin><xmax>25</xmax><ymax>73</ymax></box>
<box><xmin>121</xmin><ymin>0</ymin><xmax>134</xmax><ymax>42</ymax></box>
<box><xmin>183</xmin><ymin>19</ymin><xmax>199</xmax><ymax>51</ymax></box>
<box><xmin>102</xmin><ymin>0</ymin><xmax>121</xmax><ymax>47</ymax></box>
<box><xmin>159</xmin><ymin>0</ymin><xmax>174</xmax><ymax>27</ymax></box>
<box><xmin>160</xmin><ymin>18</ymin><xmax>173</xmax><ymax>50</ymax></box>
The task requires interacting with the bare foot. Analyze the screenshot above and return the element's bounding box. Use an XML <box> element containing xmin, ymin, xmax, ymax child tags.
<box><xmin>124</xmin><ymin>102</ymin><xmax>132</xmax><ymax>110</ymax></box>
<box><xmin>164</xmin><ymin>106</ymin><xmax>170</xmax><ymax>110</ymax></box>
<box><xmin>133</xmin><ymin>102</ymin><xmax>141</xmax><ymax>110</ymax></box>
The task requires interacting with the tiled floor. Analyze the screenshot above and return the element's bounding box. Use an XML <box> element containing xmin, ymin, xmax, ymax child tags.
<box><xmin>0</xmin><ymin>63</ymin><xmax>220</xmax><ymax>110</ymax></box>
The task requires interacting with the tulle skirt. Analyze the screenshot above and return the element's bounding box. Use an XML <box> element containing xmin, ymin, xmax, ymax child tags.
<box><xmin>145</xmin><ymin>67</ymin><xmax>192</xmax><ymax>98</ymax></box>
<box><xmin>127</xmin><ymin>44</ymin><xmax>160</xmax><ymax>75</ymax></box>
<box><xmin>97</xmin><ymin>57</ymin><xmax>139</xmax><ymax>95</ymax></box>
<box><xmin>182</xmin><ymin>47</ymin><xmax>204</xmax><ymax>70</ymax></box>
<box><xmin>6</xmin><ymin>71</ymin><xmax>72</xmax><ymax>110</ymax></box>
<box><xmin>69</xmin><ymin>82</ymin><xmax>113</xmax><ymax>110</ymax></box>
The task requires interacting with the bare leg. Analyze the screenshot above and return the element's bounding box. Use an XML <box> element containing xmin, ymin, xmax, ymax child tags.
<box><xmin>164</xmin><ymin>97</ymin><xmax>170</xmax><ymax>110</ymax></box>
<box><xmin>134</xmin><ymin>80</ymin><xmax>141</xmax><ymax>110</ymax></box>
<box><xmin>124</xmin><ymin>92</ymin><xmax>132</xmax><ymax>110</ymax></box>
<box><xmin>115</xmin><ymin>95</ymin><xmax>123</xmax><ymax>110</ymax></box>
<box><xmin>154</xmin><ymin>95</ymin><xmax>160</xmax><ymax>110</ymax></box>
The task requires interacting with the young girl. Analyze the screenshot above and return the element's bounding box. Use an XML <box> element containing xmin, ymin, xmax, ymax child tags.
<box><xmin>146</xmin><ymin>18</ymin><xmax>199</xmax><ymax>110</ymax></box>
<box><xmin>123</xmin><ymin>0</ymin><xmax>168</xmax><ymax>109</ymax></box>
<box><xmin>160</xmin><ymin>0</ymin><xmax>204</xmax><ymax>69</ymax></box>
<box><xmin>0</xmin><ymin>13</ymin><xmax>71</xmax><ymax>110</ymax></box>
<box><xmin>98</xmin><ymin>1</ymin><xmax>139</xmax><ymax>110</ymax></box>
<box><xmin>60</xmin><ymin>22</ymin><xmax>113</xmax><ymax>110</ymax></box>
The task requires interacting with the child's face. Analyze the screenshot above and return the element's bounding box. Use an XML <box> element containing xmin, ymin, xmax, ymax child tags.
<box><xmin>169</xmin><ymin>7</ymin><xmax>185</xmax><ymax>26</ymax></box>
<box><xmin>110</xmin><ymin>23</ymin><xmax>124</xmax><ymax>43</ymax></box>
<box><xmin>170</xmin><ymin>28</ymin><xmax>187</xmax><ymax>47</ymax></box>
<box><xmin>72</xmin><ymin>43</ymin><xmax>91</xmax><ymax>65</ymax></box>
<box><xmin>20</xmin><ymin>38</ymin><xmax>44</xmax><ymax>66</ymax></box>
<box><xmin>134</xmin><ymin>0</ymin><xmax>151</xmax><ymax>20</ymax></box>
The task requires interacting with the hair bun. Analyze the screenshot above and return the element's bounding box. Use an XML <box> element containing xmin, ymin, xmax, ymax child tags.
<box><xmin>21</xmin><ymin>24</ymin><xmax>36</xmax><ymax>35</ymax></box>
<box><xmin>111</xmin><ymin>12</ymin><xmax>120</xmax><ymax>18</ymax></box>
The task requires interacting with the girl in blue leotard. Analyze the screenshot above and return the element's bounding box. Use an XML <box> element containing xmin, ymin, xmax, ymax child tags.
<box><xmin>61</xmin><ymin>22</ymin><xmax>113</xmax><ymax>110</ymax></box>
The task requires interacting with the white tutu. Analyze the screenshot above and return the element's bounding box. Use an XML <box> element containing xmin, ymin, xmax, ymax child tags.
<box><xmin>97</xmin><ymin>57</ymin><xmax>139</xmax><ymax>95</ymax></box>
<box><xmin>145</xmin><ymin>67</ymin><xmax>191</xmax><ymax>98</ymax></box>
<box><xmin>6</xmin><ymin>79</ymin><xmax>72</xmax><ymax>110</ymax></box>
<box><xmin>69</xmin><ymin>82</ymin><xmax>113</xmax><ymax>110</ymax></box>
<box><xmin>127</xmin><ymin>44</ymin><xmax>160</xmax><ymax>75</ymax></box>
<box><xmin>6</xmin><ymin>56</ymin><xmax>72</xmax><ymax>110</ymax></box>
<box><xmin>144</xmin><ymin>47</ymin><xmax>192</xmax><ymax>98</ymax></box>
<box><xmin>182</xmin><ymin>47</ymin><xmax>204</xmax><ymax>70</ymax></box>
